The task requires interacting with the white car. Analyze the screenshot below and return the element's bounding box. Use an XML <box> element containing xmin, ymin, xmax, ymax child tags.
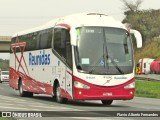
<box><xmin>0</xmin><ymin>71</ymin><xmax>9</xmax><ymax>83</ymax></box>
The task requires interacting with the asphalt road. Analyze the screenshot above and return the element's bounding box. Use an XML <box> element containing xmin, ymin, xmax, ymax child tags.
<box><xmin>0</xmin><ymin>82</ymin><xmax>160</xmax><ymax>120</ymax></box>
<box><xmin>135</xmin><ymin>74</ymin><xmax>160</xmax><ymax>80</ymax></box>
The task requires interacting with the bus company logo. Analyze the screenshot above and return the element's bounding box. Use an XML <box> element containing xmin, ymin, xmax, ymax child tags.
<box><xmin>103</xmin><ymin>76</ymin><xmax>112</xmax><ymax>80</ymax></box>
<box><xmin>86</xmin><ymin>76</ymin><xmax>95</xmax><ymax>79</ymax></box>
<box><xmin>29</xmin><ymin>50</ymin><xmax>50</xmax><ymax>65</ymax></box>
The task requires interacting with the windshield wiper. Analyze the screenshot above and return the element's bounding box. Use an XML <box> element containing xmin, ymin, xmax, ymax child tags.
<box><xmin>106</xmin><ymin>55</ymin><xmax>124</xmax><ymax>74</ymax></box>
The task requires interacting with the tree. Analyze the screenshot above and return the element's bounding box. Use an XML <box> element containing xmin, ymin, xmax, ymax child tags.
<box><xmin>121</xmin><ymin>0</ymin><xmax>160</xmax><ymax>42</ymax></box>
<box><xmin>121</xmin><ymin>0</ymin><xmax>142</xmax><ymax>12</ymax></box>
<box><xmin>0</xmin><ymin>59</ymin><xmax>9</xmax><ymax>71</ymax></box>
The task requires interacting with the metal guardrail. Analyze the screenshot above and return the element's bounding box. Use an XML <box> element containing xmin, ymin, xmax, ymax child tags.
<box><xmin>135</xmin><ymin>74</ymin><xmax>160</xmax><ymax>81</ymax></box>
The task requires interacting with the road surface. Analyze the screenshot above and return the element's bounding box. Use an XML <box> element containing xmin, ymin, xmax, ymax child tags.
<box><xmin>0</xmin><ymin>82</ymin><xmax>160</xmax><ymax>120</ymax></box>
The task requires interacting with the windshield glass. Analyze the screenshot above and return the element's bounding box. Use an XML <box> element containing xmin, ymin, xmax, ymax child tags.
<box><xmin>2</xmin><ymin>71</ymin><xmax>9</xmax><ymax>75</ymax></box>
<box><xmin>75</xmin><ymin>27</ymin><xmax>133</xmax><ymax>75</ymax></box>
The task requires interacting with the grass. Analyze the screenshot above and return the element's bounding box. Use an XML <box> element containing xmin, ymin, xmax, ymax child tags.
<box><xmin>0</xmin><ymin>118</ymin><xmax>15</xmax><ymax>120</ymax></box>
<box><xmin>135</xmin><ymin>79</ymin><xmax>160</xmax><ymax>99</ymax></box>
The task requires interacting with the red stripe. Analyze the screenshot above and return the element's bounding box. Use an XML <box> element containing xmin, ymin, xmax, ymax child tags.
<box><xmin>55</xmin><ymin>23</ymin><xmax>70</xmax><ymax>30</ymax></box>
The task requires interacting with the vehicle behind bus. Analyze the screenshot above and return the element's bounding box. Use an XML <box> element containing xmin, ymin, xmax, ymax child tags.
<box><xmin>0</xmin><ymin>71</ymin><xmax>9</xmax><ymax>83</ymax></box>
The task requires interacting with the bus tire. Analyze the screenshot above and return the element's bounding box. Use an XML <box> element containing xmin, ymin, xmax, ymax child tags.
<box><xmin>27</xmin><ymin>92</ymin><xmax>33</xmax><ymax>97</ymax></box>
<box><xmin>55</xmin><ymin>83</ymin><xmax>68</xmax><ymax>104</ymax></box>
<box><xmin>18</xmin><ymin>80</ymin><xmax>28</xmax><ymax>97</ymax></box>
<box><xmin>101</xmin><ymin>100</ymin><xmax>113</xmax><ymax>105</ymax></box>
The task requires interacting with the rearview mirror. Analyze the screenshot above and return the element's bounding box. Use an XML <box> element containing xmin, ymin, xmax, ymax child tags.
<box><xmin>130</xmin><ymin>29</ymin><xmax>142</xmax><ymax>48</ymax></box>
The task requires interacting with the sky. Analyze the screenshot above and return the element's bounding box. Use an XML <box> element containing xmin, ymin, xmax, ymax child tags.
<box><xmin>0</xmin><ymin>0</ymin><xmax>160</xmax><ymax>59</ymax></box>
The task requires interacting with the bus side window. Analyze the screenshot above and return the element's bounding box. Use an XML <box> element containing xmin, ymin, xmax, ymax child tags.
<box><xmin>47</xmin><ymin>28</ymin><xmax>53</xmax><ymax>48</ymax></box>
<box><xmin>38</xmin><ymin>29</ymin><xmax>53</xmax><ymax>50</ymax></box>
<box><xmin>53</xmin><ymin>28</ymin><xmax>72</xmax><ymax>68</ymax></box>
<box><xmin>66</xmin><ymin>30</ymin><xmax>72</xmax><ymax>68</ymax></box>
<box><xmin>53</xmin><ymin>28</ymin><xmax>67</xmax><ymax>59</ymax></box>
<box><xmin>39</xmin><ymin>30</ymin><xmax>48</xmax><ymax>49</ymax></box>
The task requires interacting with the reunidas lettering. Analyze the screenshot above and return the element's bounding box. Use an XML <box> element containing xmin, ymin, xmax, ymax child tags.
<box><xmin>29</xmin><ymin>50</ymin><xmax>50</xmax><ymax>65</ymax></box>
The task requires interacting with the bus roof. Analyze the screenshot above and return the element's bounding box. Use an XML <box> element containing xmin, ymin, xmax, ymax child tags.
<box><xmin>12</xmin><ymin>12</ymin><xmax>126</xmax><ymax>37</ymax></box>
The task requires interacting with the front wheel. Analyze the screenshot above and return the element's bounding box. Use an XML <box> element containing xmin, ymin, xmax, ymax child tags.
<box><xmin>55</xmin><ymin>83</ymin><xmax>68</xmax><ymax>104</ymax></box>
<box><xmin>101</xmin><ymin>100</ymin><xmax>113</xmax><ymax>105</ymax></box>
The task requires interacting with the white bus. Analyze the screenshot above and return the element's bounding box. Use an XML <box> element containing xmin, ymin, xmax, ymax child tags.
<box><xmin>9</xmin><ymin>13</ymin><xmax>142</xmax><ymax>105</ymax></box>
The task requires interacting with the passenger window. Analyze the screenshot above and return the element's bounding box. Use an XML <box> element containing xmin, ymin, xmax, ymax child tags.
<box><xmin>39</xmin><ymin>31</ymin><xmax>48</xmax><ymax>49</ymax></box>
<box><xmin>53</xmin><ymin>28</ymin><xmax>72</xmax><ymax>68</ymax></box>
<box><xmin>53</xmin><ymin>28</ymin><xmax>67</xmax><ymax>58</ymax></box>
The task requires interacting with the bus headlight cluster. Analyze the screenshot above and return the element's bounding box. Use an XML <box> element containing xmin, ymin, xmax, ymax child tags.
<box><xmin>124</xmin><ymin>82</ymin><xmax>135</xmax><ymax>89</ymax></box>
<box><xmin>74</xmin><ymin>81</ymin><xmax>90</xmax><ymax>89</ymax></box>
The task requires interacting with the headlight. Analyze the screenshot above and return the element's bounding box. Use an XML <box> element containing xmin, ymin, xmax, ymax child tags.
<box><xmin>74</xmin><ymin>81</ymin><xmax>90</xmax><ymax>89</ymax></box>
<box><xmin>124</xmin><ymin>82</ymin><xmax>135</xmax><ymax>89</ymax></box>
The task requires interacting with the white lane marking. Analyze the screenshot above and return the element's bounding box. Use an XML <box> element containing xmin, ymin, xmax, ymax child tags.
<box><xmin>0</xmin><ymin>106</ymin><xmax>41</xmax><ymax>111</ymax></box>
<box><xmin>16</xmin><ymin>104</ymin><xmax>78</xmax><ymax>110</ymax></box>
<box><xmin>2</xmin><ymin>99</ymin><xmax>48</xmax><ymax>105</ymax></box>
<box><xmin>0</xmin><ymin>95</ymin><xmax>27</xmax><ymax>102</ymax></box>
<box><xmin>0</xmin><ymin>94</ymin><xmax>83</xmax><ymax>111</ymax></box>
<box><xmin>0</xmin><ymin>103</ymin><xmax>15</xmax><ymax>106</ymax></box>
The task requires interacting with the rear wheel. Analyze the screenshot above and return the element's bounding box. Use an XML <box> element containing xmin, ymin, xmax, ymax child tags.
<box><xmin>19</xmin><ymin>80</ymin><xmax>33</xmax><ymax>97</ymax></box>
<box><xmin>55</xmin><ymin>83</ymin><xmax>68</xmax><ymax>104</ymax></box>
<box><xmin>101</xmin><ymin>100</ymin><xmax>113</xmax><ymax>105</ymax></box>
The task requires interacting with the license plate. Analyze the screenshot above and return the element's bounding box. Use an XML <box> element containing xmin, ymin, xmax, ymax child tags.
<box><xmin>103</xmin><ymin>92</ymin><xmax>112</xmax><ymax>96</ymax></box>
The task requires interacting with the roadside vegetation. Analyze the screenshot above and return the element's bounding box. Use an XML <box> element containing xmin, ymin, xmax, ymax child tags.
<box><xmin>121</xmin><ymin>0</ymin><xmax>160</xmax><ymax>64</ymax></box>
<box><xmin>0</xmin><ymin>59</ymin><xmax>9</xmax><ymax>71</ymax></box>
<box><xmin>135</xmin><ymin>80</ymin><xmax>160</xmax><ymax>99</ymax></box>
<box><xmin>0</xmin><ymin>118</ymin><xmax>15</xmax><ymax>120</ymax></box>
<box><xmin>134</xmin><ymin>38</ymin><xmax>160</xmax><ymax>64</ymax></box>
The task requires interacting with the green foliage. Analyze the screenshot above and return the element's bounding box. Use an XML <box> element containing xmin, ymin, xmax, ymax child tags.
<box><xmin>123</xmin><ymin>9</ymin><xmax>160</xmax><ymax>42</ymax></box>
<box><xmin>0</xmin><ymin>118</ymin><xmax>15</xmax><ymax>120</ymax></box>
<box><xmin>134</xmin><ymin>38</ymin><xmax>160</xmax><ymax>64</ymax></box>
<box><xmin>0</xmin><ymin>59</ymin><xmax>9</xmax><ymax>71</ymax></box>
<box><xmin>135</xmin><ymin>80</ymin><xmax>160</xmax><ymax>99</ymax></box>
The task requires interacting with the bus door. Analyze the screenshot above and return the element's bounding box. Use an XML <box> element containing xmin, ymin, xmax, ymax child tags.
<box><xmin>53</xmin><ymin>27</ymin><xmax>72</xmax><ymax>98</ymax></box>
<box><xmin>65</xmin><ymin>28</ymin><xmax>73</xmax><ymax>98</ymax></box>
<box><xmin>65</xmin><ymin>67</ymin><xmax>72</xmax><ymax>98</ymax></box>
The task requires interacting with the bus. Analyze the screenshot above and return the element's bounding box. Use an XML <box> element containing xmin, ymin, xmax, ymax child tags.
<box><xmin>9</xmin><ymin>13</ymin><xmax>142</xmax><ymax>105</ymax></box>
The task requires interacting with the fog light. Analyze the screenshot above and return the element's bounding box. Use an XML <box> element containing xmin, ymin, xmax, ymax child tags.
<box><xmin>130</xmin><ymin>91</ymin><xmax>133</xmax><ymax>95</ymax></box>
<box><xmin>79</xmin><ymin>91</ymin><xmax>82</xmax><ymax>95</ymax></box>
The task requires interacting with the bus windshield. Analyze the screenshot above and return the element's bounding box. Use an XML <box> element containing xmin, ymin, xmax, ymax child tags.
<box><xmin>75</xmin><ymin>27</ymin><xmax>133</xmax><ymax>75</ymax></box>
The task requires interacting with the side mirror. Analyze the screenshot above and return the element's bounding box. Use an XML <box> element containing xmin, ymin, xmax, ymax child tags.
<box><xmin>130</xmin><ymin>29</ymin><xmax>142</xmax><ymax>48</ymax></box>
